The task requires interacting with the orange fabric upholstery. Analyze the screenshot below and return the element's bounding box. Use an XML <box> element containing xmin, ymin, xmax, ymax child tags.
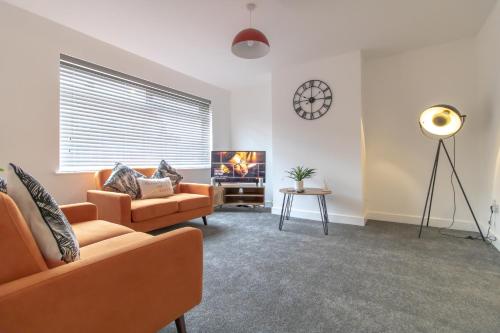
<box><xmin>130</xmin><ymin>206</ymin><xmax>213</xmax><ymax>232</ymax></box>
<box><xmin>79</xmin><ymin>232</ymin><xmax>152</xmax><ymax>260</ymax></box>
<box><xmin>71</xmin><ymin>220</ymin><xmax>134</xmax><ymax>247</ymax></box>
<box><xmin>175</xmin><ymin>193</ymin><xmax>211</xmax><ymax>212</ymax></box>
<box><xmin>131</xmin><ymin>198</ymin><xmax>179</xmax><ymax>222</ymax></box>
<box><xmin>0</xmin><ymin>227</ymin><xmax>203</xmax><ymax>333</ymax></box>
<box><xmin>0</xmin><ymin>194</ymin><xmax>47</xmax><ymax>284</ymax></box>
<box><xmin>0</xmin><ymin>193</ymin><xmax>203</xmax><ymax>332</ymax></box>
<box><xmin>60</xmin><ymin>202</ymin><xmax>98</xmax><ymax>224</ymax></box>
<box><xmin>89</xmin><ymin>168</ymin><xmax>214</xmax><ymax>232</ymax></box>
<box><xmin>87</xmin><ymin>190</ymin><xmax>132</xmax><ymax>227</ymax></box>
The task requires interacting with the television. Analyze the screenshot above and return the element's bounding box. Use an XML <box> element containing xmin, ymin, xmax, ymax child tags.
<box><xmin>211</xmin><ymin>151</ymin><xmax>266</xmax><ymax>183</ymax></box>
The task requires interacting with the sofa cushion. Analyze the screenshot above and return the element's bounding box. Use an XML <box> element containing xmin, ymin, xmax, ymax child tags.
<box><xmin>137</xmin><ymin>177</ymin><xmax>174</xmax><ymax>199</ymax></box>
<box><xmin>0</xmin><ymin>176</ymin><xmax>6</xmax><ymax>193</ymax></box>
<box><xmin>175</xmin><ymin>193</ymin><xmax>211</xmax><ymax>212</ymax></box>
<box><xmin>7</xmin><ymin>163</ymin><xmax>80</xmax><ymax>266</ymax></box>
<box><xmin>152</xmin><ymin>160</ymin><xmax>183</xmax><ymax>187</ymax></box>
<box><xmin>72</xmin><ymin>220</ymin><xmax>134</xmax><ymax>247</ymax></box>
<box><xmin>79</xmin><ymin>232</ymin><xmax>152</xmax><ymax>260</ymax></box>
<box><xmin>131</xmin><ymin>198</ymin><xmax>179</xmax><ymax>222</ymax></box>
<box><xmin>103</xmin><ymin>163</ymin><xmax>145</xmax><ymax>199</ymax></box>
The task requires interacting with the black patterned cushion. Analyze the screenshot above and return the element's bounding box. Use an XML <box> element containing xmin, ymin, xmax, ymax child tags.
<box><xmin>0</xmin><ymin>176</ymin><xmax>6</xmax><ymax>193</ymax></box>
<box><xmin>152</xmin><ymin>160</ymin><xmax>183</xmax><ymax>187</ymax></box>
<box><xmin>103</xmin><ymin>163</ymin><xmax>145</xmax><ymax>199</ymax></box>
<box><xmin>7</xmin><ymin>163</ymin><xmax>79</xmax><ymax>264</ymax></box>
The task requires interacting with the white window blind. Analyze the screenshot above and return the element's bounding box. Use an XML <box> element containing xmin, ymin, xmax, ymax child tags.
<box><xmin>59</xmin><ymin>55</ymin><xmax>212</xmax><ymax>172</ymax></box>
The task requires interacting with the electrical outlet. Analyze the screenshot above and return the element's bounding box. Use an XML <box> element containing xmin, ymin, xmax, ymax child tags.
<box><xmin>492</xmin><ymin>200</ymin><xmax>499</xmax><ymax>214</ymax></box>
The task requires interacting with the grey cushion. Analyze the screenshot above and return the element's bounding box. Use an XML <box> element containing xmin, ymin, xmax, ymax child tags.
<box><xmin>152</xmin><ymin>160</ymin><xmax>183</xmax><ymax>187</ymax></box>
<box><xmin>103</xmin><ymin>163</ymin><xmax>145</xmax><ymax>199</ymax></box>
<box><xmin>7</xmin><ymin>163</ymin><xmax>79</xmax><ymax>264</ymax></box>
<box><xmin>0</xmin><ymin>176</ymin><xmax>6</xmax><ymax>193</ymax></box>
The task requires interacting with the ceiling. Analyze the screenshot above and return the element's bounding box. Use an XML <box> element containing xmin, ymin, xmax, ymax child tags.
<box><xmin>4</xmin><ymin>0</ymin><xmax>497</xmax><ymax>90</ymax></box>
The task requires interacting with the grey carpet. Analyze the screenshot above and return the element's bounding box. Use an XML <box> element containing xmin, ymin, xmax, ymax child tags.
<box><xmin>156</xmin><ymin>208</ymin><xmax>500</xmax><ymax>333</ymax></box>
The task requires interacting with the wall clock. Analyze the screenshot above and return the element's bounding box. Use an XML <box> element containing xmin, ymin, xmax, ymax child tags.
<box><xmin>293</xmin><ymin>80</ymin><xmax>333</xmax><ymax>120</ymax></box>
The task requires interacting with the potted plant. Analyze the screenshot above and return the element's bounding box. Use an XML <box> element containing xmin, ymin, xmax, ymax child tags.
<box><xmin>286</xmin><ymin>166</ymin><xmax>316</xmax><ymax>193</ymax></box>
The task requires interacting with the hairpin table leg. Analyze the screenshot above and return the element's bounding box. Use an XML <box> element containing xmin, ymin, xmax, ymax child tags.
<box><xmin>317</xmin><ymin>195</ymin><xmax>329</xmax><ymax>235</ymax></box>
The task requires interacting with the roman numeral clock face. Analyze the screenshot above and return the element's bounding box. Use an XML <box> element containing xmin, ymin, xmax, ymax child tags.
<box><xmin>293</xmin><ymin>80</ymin><xmax>333</xmax><ymax>120</ymax></box>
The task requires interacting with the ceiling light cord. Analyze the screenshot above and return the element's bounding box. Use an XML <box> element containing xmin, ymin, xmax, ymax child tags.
<box><xmin>248</xmin><ymin>6</ymin><xmax>253</xmax><ymax>28</ymax></box>
<box><xmin>247</xmin><ymin>3</ymin><xmax>255</xmax><ymax>28</ymax></box>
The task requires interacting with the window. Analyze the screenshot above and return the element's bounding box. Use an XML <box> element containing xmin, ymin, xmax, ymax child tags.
<box><xmin>59</xmin><ymin>55</ymin><xmax>212</xmax><ymax>172</ymax></box>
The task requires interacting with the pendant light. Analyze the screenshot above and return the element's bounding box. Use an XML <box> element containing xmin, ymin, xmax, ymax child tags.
<box><xmin>231</xmin><ymin>3</ymin><xmax>270</xmax><ymax>59</ymax></box>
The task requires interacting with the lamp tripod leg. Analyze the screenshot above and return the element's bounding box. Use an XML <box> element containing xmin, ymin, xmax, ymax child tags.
<box><xmin>419</xmin><ymin>140</ymin><xmax>441</xmax><ymax>238</ymax></box>
<box><xmin>426</xmin><ymin>141</ymin><xmax>441</xmax><ymax>227</ymax></box>
<box><xmin>440</xmin><ymin>142</ymin><xmax>486</xmax><ymax>241</ymax></box>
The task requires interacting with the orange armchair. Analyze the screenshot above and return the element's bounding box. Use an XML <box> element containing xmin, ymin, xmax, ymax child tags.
<box><xmin>0</xmin><ymin>193</ymin><xmax>203</xmax><ymax>333</ymax></box>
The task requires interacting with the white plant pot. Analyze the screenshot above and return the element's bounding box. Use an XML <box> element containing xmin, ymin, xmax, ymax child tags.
<box><xmin>295</xmin><ymin>180</ymin><xmax>304</xmax><ymax>192</ymax></box>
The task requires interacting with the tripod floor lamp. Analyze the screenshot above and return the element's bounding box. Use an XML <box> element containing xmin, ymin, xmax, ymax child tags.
<box><xmin>418</xmin><ymin>104</ymin><xmax>485</xmax><ymax>241</ymax></box>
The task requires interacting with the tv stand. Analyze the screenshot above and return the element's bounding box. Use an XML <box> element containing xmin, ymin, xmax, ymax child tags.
<box><xmin>214</xmin><ymin>183</ymin><xmax>265</xmax><ymax>208</ymax></box>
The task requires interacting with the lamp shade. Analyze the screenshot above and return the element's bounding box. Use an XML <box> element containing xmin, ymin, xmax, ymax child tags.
<box><xmin>419</xmin><ymin>104</ymin><xmax>464</xmax><ymax>139</ymax></box>
<box><xmin>231</xmin><ymin>28</ymin><xmax>270</xmax><ymax>59</ymax></box>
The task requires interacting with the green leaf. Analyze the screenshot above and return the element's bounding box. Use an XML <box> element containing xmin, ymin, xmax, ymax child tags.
<box><xmin>284</xmin><ymin>166</ymin><xmax>316</xmax><ymax>181</ymax></box>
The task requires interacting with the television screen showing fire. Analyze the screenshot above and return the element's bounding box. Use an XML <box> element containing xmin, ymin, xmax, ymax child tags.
<box><xmin>211</xmin><ymin>151</ymin><xmax>266</xmax><ymax>183</ymax></box>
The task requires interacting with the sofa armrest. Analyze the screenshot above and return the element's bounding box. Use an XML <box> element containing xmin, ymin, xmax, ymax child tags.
<box><xmin>179</xmin><ymin>183</ymin><xmax>214</xmax><ymax>206</ymax></box>
<box><xmin>0</xmin><ymin>227</ymin><xmax>203</xmax><ymax>333</ymax></box>
<box><xmin>87</xmin><ymin>190</ymin><xmax>132</xmax><ymax>227</ymax></box>
<box><xmin>60</xmin><ymin>203</ymin><xmax>97</xmax><ymax>224</ymax></box>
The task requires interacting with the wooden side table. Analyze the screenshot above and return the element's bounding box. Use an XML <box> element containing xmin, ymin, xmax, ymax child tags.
<box><xmin>278</xmin><ymin>188</ymin><xmax>332</xmax><ymax>235</ymax></box>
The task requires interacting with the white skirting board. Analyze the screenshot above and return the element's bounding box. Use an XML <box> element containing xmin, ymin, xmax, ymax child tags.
<box><xmin>366</xmin><ymin>211</ymin><xmax>490</xmax><ymax>233</ymax></box>
<box><xmin>271</xmin><ymin>207</ymin><xmax>365</xmax><ymax>226</ymax></box>
<box><xmin>270</xmin><ymin>208</ymin><xmax>499</xmax><ymax>251</ymax></box>
<box><xmin>362</xmin><ymin>212</ymin><xmax>499</xmax><ymax>252</ymax></box>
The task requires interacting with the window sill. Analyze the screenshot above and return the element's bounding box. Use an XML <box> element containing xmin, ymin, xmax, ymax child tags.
<box><xmin>55</xmin><ymin>170</ymin><xmax>96</xmax><ymax>175</ymax></box>
<box><xmin>55</xmin><ymin>166</ymin><xmax>211</xmax><ymax>175</ymax></box>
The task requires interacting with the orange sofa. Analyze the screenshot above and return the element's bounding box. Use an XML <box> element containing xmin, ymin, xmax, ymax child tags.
<box><xmin>87</xmin><ymin>167</ymin><xmax>214</xmax><ymax>232</ymax></box>
<box><xmin>0</xmin><ymin>193</ymin><xmax>202</xmax><ymax>333</ymax></box>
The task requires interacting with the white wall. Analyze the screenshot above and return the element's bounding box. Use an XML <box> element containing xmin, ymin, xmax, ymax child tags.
<box><xmin>271</xmin><ymin>52</ymin><xmax>365</xmax><ymax>225</ymax></box>
<box><xmin>0</xmin><ymin>2</ymin><xmax>231</xmax><ymax>204</ymax></box>
<box><xmin>229</xmin><ymin>76</ymin><xmax>273</xmax><ymax>204</ymax></box>
<box><xmin>3</xmin><ymin>0</ymin><xmax>499</xmax><ymax>237</ymax></box>
<box><xmin>363</xmin><ymin>38</ymin><xmax>491</xmax><ymax>231</ymax></box>
<box><xmin>477</xmin><ymin>1</ymin><xmax>500</xmax><ymax>248</ymax></box>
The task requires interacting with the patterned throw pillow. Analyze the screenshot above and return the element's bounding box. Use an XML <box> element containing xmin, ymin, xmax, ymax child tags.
<box><xmin>152</xmin><ymin>160</ymin><xmax>183</xmax><ymax>187</ymax></box>
<box><xmin>103</xmin><ymin>163</ymin><xmax>145</xmax><ymax>199</ymax></box>
<box><xmin>0</xmin><ymin>176</ymin><xmax>6</xmax><ymax>193</ymax></box>
<box><xmin>7</xmin><ymin>163</ymin><xmax>79</xmax><ymax>264</ymax></box>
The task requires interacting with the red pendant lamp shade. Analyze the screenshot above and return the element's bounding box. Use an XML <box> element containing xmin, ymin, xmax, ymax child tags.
<box><xmin>231</xmin><ymin>4</ymin><xmax>270</xmax><ymax>59</ymax></box>
<box><xmin>232</xmin><ymin>28</ymin><xmax>270</xmax><ymax>59</ymax></box>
